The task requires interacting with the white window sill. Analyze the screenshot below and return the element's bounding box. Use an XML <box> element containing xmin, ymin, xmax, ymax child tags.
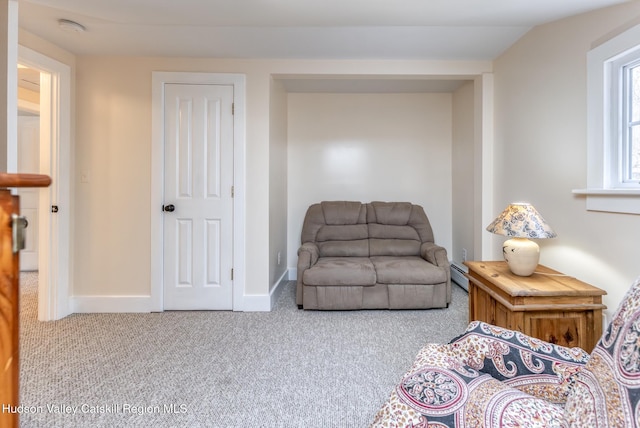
<box><xmin>572</xmin><ymin>188</ymin><xmax>640</xmax><ymax>214</ymax></box>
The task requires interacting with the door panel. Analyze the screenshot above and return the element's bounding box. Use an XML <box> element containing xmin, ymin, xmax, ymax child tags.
<box><xmin>206</xmin><ymin>219</ymin><xmax>221</xmax><ymax>285</ymax></box>
<box><xmin>177</xmin><ymin>219</ymin><xmax>193</xmax><ymax>286</ymax></box>
<box><xmin>163</xmin><ymin>84</ymin><xmax>234</xmax><ymax>310</ymax></box>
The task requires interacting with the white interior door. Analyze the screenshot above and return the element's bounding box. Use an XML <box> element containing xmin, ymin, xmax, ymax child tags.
<box><xmin>18</xmin><ymin>115</ymin><xmax>40</xmax><ymax>271</ymax></box>
<box><xmin>18</xmin><ymin>46</ymin><xmax>73</xmax><ymax>321</ymax></box>
<box><xmin>163</xmin><ymin>83</ymin><xmax>234</xmax><ymax>310</ymax></box>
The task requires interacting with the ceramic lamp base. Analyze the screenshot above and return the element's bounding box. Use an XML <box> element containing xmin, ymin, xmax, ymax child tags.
<box><xmin>502</xmin><ymin>237</ymin><xmax>539</xmax><ymax>276</ymax></box>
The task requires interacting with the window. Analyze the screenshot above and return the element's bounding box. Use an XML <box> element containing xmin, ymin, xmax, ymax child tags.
<box><xmin>575</xmin><ymin>23</ymin><xmax>640</xmax><ymax>214</ymax></box>
<box><xmin>623</xmin><ymin>62</ymin><xmax>640</xmax><ymax>184</ymax></box>
<box><xmin>608</xmin><ymin>50</ymin><xmax>640</xmax><ymax>188</ymax></box>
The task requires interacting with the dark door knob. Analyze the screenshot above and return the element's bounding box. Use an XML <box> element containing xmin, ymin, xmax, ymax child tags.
<box><xmin>163</xmin><ymin>204</ymin><xmax>175</xmax><ymax>212</ymax></box>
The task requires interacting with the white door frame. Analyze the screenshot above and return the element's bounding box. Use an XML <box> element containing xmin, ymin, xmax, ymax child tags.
<box><xmin>18</xmin><ymin>45</ymin><xmax>72</xmax><ymax>321</ymax></box>
<box><xmin>151</xmin><ymin>72</ymin><xmax>246</xmax><ymax>311</ymax></box>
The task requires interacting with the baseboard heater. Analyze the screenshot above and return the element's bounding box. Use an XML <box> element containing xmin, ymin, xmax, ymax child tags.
<box><xmin>450</xmin><ymin>262</ymin><xmax>469</xmax><ymax>292</ymax></box>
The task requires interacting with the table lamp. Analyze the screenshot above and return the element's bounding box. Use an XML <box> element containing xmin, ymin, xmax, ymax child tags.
<box><xmin>486</xmin><ymin>202</ymin><xmax>557</xmax><ymax>276</ymax></box>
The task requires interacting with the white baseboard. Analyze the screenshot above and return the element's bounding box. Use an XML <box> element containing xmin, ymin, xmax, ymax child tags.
<box><xmin>70</xmin><ymin>269</ymin><xmax>294</xmax><ymax>314</ymax></box>
<box><xmin>239</xmin><ymin>294</ymin><xmax>271</xmax><ymax>312</ymax></box>
<box><xmin>71</xmin><ymin>295</ymin><xmax>152</xmax><ymax>313</ymax></box>
<box><xmin>241</xmin><ymin>269</ymin><xmax>290</xmax><ymax>312</ymax></box>
<box><xmin>270</xmin><ymin>269</ymin><xmax>289</xmax><ymax>307</ymax></box>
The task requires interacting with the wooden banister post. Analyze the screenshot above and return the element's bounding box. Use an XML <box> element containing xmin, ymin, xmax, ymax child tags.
<box><xmin>0</xmin><ymin>173</ymin><xmax>50</xmax><ymax>428</ymax></box>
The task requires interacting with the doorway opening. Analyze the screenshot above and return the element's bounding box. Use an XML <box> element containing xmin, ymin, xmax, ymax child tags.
<box><xmin>17</xmin><ymin>46</ymin><xmax>72</xmax><ymax>321</ymax></box>
<box><xmin>17</xmin><ymin>64</ymin><xmax>41</xmax><ymax>272</ymax></box>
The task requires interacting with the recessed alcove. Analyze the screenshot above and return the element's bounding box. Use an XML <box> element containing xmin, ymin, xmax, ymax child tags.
<box><xmin>267</xmin><ymin>74</ymin><xmax>488</xmax><ymax>281</ymax></box>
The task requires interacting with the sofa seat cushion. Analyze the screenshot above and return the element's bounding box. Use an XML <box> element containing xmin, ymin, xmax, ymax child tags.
<box><xmin>371</xmin><ymin>256</ymin><xmax>446</xmax><ymax>284</ymax></box>
<box><xmin>302</xmin><ymin>257</ymin><xmax>377</xmax><ymax>286</ymax></box>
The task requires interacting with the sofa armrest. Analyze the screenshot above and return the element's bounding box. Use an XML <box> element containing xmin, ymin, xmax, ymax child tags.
<box><xmin>296</xmin><ymin>243</ymin><xmax>319</xmax><ymax>306</ymax></box>
<box><xmin>420</xmin><ymin>242</ymin><xmax>451</xmax><ymax>303</ymax></box>
<box><xmin>438</xmin><ymin>321</ymin><xmax>590</xmax><ymax>403</ymax></box>
<box><xmin>420</xmin><ymin>242</ymin><xmax>449</xmax><ymax>268</ymax></box>
<box><xmin>373</xmin><ymin>337</ymin><xmax>571</xmax><ymax>428</ymax></box>
<box><xmin>297</xmin><ymin>242</ymin><xmax>319</xmax><ymax>270</ymax></box>
<box><xmin>372</xmin><ymin>322</ymin><xmax>584</xmax><ymax>427</ymax></box>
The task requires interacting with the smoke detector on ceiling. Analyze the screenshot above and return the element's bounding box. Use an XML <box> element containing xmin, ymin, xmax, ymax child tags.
<box><xmin>58</xmin><ymin>19</ymin><xmax>85</xmax><ymax>33</ymax></box>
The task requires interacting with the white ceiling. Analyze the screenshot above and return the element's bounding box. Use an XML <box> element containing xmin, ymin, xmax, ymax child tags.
<box><xmin>19</xmin><ymin>0</ymin><xmax>630</xmax><ymax>60</ymax></box>
<box><xmin>18</xmin><ymin>66</ymin><xmax>39</xmax><ymax>92</ymax></box>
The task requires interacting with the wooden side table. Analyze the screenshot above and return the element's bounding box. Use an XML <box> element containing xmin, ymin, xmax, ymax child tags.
<box><xmin>465</xmin><ymin>261</ymin><xmax>606</xmax><ymax>353</ymax></box>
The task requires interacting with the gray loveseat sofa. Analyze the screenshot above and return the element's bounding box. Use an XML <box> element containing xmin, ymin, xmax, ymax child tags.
<box><xmin>296</xmin><ymin>201</ymin><xmax>450</xmax><ymax>310</ymax></box>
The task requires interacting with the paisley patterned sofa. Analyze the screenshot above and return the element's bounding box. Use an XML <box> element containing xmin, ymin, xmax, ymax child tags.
<box><xmin>371</xmin><ymin>275</ymin><xmax>640</xmax><ymax>427</ymax></box>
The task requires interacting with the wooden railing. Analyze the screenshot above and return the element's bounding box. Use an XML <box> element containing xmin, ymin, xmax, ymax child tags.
<box><xmin>0</xmin><ymin>174</ymin><xmax>51</xmax><ymax>428</ymax></box>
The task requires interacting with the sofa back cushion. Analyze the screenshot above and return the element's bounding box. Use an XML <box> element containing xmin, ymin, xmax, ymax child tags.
<box><xmin>301</xmin><ymin>201</ymin><xmax>369</xmax><ymax>257</ymax></box>
<box><xmin>367</xmin><ymin>202</ymin><xmax>434</xmax><ymax>257</ymax></box>
<box><xmin>563</xmin><ymin>275</ymin><xmax>640</xmax><ymax>427</ymax></box>
<box><xmin>300</xmin><ymin>201</ymin><xmax>437</xmax><ymax>258</ymax></box>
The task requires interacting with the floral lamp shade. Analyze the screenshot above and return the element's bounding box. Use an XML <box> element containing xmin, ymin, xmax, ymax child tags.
<box><xmin>486</xmin><ymin>203</ymin><xmax>556</xmax><ymax>276</ymax></box>
<box><xmin>486</xmin><ymin>203</ymin><xmax>557</xmax><ymax>239</ymax></box>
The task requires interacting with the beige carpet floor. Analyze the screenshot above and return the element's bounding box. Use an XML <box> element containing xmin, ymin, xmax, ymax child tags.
<box><xmin>18</xmin><ymin>272</ymin><xmax>468</xmax><ymax>427</ymax></box>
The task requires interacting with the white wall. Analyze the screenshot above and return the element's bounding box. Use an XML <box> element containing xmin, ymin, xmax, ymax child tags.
<box><xmin>452</xmin><ymin>81</ymin><xmax>475</xmax><ymax>264</ymax></box>
<box><xmin>69</xmin><ymin>57</ymin><xmax>490</xmax><ymax>309</ymax></box>
<box><xmin>493</xmin><ymin>2</ymin><xmax>640</xmax><ymax>313</ymax></box>
<box><xmin>269</xmin><ymin>79</ymin><xmax>288</xmax><ymax>290</ymax></box>
<box><xmin>18</xmin><ymin>5</ymin><xmax>640</xmax><ymax>316</ymax></box>
<box><xmin>287</xmin><ymin>92</ymin><xmax>453</xmax><ymax>268</ymax></box>
<box><xmin>75</xmin><ymin>57</ymin><xmax>153</xmax><ymax>296</ymax></box>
